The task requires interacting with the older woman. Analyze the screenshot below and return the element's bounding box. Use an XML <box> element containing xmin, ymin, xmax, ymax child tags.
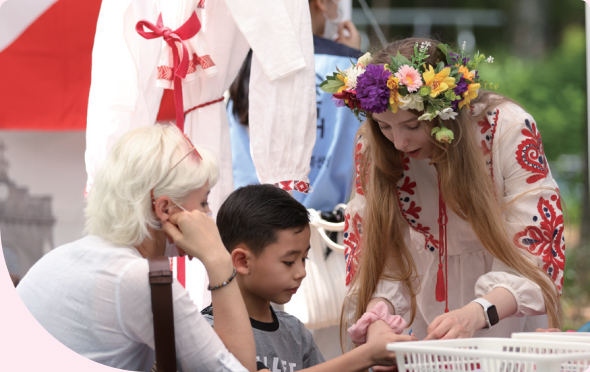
<box><xmin>17</xmin><ymin>125</ymin><xmax>256</xmax><ymax>372</ymax></box>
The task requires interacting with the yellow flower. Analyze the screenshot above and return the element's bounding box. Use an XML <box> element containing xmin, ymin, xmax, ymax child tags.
<box><xmin>387</xmin><ymin>76</ymin><xmax>401</xmax><ymax>113</ymax></box>
<box><xmin>422</xmin><ymin>65</ymin><xmax>456</xmax><ymax>97</ymax></box>
<box><xmin>456</xmin><ymin>65</ymin><xmax>475</xmax><ymax>81</ymax></box>
<box><xmin>357</xmin><ymin>52</ymin><xmax>372</xmax><ymax>68</ymax></box>
<box><xmin>337</xmin><ymin>74</ymin><xmax>347</xmax><ymax>93</ymax></box>
<box><xmin>458</xmin><ymin>83</ymin><xmax>481</xmax><ymax>109</ymax></box>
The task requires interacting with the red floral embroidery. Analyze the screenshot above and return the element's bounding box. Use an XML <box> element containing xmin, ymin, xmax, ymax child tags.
<box><xmin>477</xmin><ymin>110</ymin><xmax>499</xmax><ymax>181</ymax></box>
<box><xmin>513</xmin><ymin>194</ymin><xmax>565</xmax><ymax>291</ymax></box>
<box><xmin>404</xmin><ymin>201</ymin><xmax>421</xmax><ymax>220</ymax></box>
<box><xmin>415</xmin><ymin>223</ymin><xmax>431</xmax><ymax>235</ymax></box>
<box><xmin>399</xmin><ymin>177</ymin><xmax>416</xmax><ymax>195</ymax></box>
<box><xmin>516</xmin><ymin>119</ymin><xmax>549</xmax><ymax>184</ymax></box>
<box><xmin>354</xmin><ymin>140</ymin><xmax>366</xmax><ymax>196</ymax></box>
<box><xmin>344</xmin><ymin>212</ymin><xmax>364</xmax><ymax>285</ymax></box>
<box><xmin>402</xmin><ymin>153</ymin><xmax>410</xmax><ymax>171</ymax></box>
<box><xmin>477</xmin><ymin>117</ymin><xmax>491</xmax><ymax>134</ymax></box>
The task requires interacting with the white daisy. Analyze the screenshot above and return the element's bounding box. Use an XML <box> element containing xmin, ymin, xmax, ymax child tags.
<box><xmin>398</xmin><ymin>94</ymin><xmax>425</xmax><ymax>111</ymax></box>
<box><xmin>436</xmin><ymin>108</ymin><xmax>458</xmax><ymax>121</ymax></box>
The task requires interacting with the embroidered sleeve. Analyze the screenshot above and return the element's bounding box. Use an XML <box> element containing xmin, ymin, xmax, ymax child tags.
<box><xmin>495</xmin><ymin>110</ymin><xmax>564</xmax><ymax>294</ymax></box>
<box><xmin>344</xmin><ymin>135</ymin><xmax>367</xmax><ymax>285</ymax></box>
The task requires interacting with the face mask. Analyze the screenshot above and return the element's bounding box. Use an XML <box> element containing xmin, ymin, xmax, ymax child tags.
<box><xmin>163</xmin><ymin>202</ymin><xmax>213</xmax><ymax>257</ymax></box>
<box><xmin>323</xmin><ymin>0</ymin><xmax>344</xmax><ymax>40</ymax></box>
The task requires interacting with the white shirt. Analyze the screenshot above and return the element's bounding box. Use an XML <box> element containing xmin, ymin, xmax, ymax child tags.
<box><xmin>344</xmin><ymin>102</ymin><xmax>564</xmax><ymax>338</ymax></box>
<box><xmin>17</xmin><ymin>235</ymin><xmax>247</xmax><ymax>372</ymax></box>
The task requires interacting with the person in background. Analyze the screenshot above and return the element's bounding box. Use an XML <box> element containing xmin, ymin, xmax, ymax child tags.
<box><xmin>17</xmin><ymin>124</ymin><xmax>256</xmax><ymax>372</ymax></box>
<box><xmin>228</xmin><ymin>0</ymin><xmax>363</xmax><ymax>212</ymax></box>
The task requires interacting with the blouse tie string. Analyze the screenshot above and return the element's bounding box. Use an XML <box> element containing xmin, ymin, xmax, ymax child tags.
<box><xmin>136</xmin><ymin>12</ymin><xmax>201</xmax><ymax>132</ymax></box>
<box><xmin>436</xmin><ymin>176</ymin><xmax>449</xmax><ymax>313</ymax></box>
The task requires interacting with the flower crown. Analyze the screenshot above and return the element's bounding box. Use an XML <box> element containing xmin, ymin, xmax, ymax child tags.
<box><xmin>319</xmin><ymin>42</ymin><xmax>497</xmax><ymax>143</ymax></box>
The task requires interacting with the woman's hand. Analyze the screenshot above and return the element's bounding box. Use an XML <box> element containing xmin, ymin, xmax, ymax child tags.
<box><xmin>163</xmin><ymin>210</ymin><xmax>229</xmax><ymax>267</ymax></box>
<box><xmin>424</xmin><ymin>302</ymin><xmax>487</xmax><ymax>340</ymax></box>
<box><xmin>365</xmin><ymin>320</ymin><xmax>416</xmax><ymax>371</ymax></box>
<box><xmin>335</xmin><ymin>20</ymin><xmax>361</xmax><ymax>50</ymax></box>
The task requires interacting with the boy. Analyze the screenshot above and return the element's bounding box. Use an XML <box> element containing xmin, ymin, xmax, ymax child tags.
<box><xmin>203</xmin><ymin>184</ymin><xmax>411</xmax><ymax>371</ymax></box>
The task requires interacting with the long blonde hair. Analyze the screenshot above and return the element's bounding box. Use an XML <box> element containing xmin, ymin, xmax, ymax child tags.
<box><xmin>345</xmin><ymin>38</ymin><xmax>562</xmax><ymax>333</ymax></box>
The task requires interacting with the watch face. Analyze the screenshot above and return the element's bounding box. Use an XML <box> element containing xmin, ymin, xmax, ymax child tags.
<box><xmin>488</xmin><ymin>304</ymin><xmax>500</xmax><ymax>326</ymax></box>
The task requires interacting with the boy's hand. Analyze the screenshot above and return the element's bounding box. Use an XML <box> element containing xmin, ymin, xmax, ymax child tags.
<box><xmin>365</xmin><ymin>320</ymin><xmax>417</xmax><ymax>370</ymax></box>
<box><xmin>163</xmin><ymin>210</ymin><xmax>229</xmax><ymax>267</ymax></box>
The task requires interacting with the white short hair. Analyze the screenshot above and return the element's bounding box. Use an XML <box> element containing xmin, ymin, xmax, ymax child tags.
<box><xmin>85</xmin><ymin>124</ymin><xmax>219</xmax><ymax>247</ymax></box>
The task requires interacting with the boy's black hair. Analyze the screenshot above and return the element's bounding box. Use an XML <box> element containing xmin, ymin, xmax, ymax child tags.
<box><xmin>217</xmin><ymin>184</ymin><xmax>310</xmax><ymax>256</ymax></box>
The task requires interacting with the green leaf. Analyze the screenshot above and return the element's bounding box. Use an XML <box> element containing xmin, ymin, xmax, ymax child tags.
<box><xmin>449</xmin><ymin>66</ymin><xmax>459</xmax><ymax>75</ymax></box>
<box><xmin>435</xmin><ymin>61</ymin><xmax>446</xmax><ymax>73</ymax></box>
<box><xmin>396</xmin><ymin>51</ymin><xmax>411</xmax><ymax>66</ymax></box>
<box><xmin>319</xmin><ymin>79</ymin><xmax>345</xmax><ymax>93</ymax></box>
<box><xmin>398</xmin><ymin>85</ymin><xmax>409</xmax><ymax>96</ymax></box>
<box><xmin>452</xmin><ymin>73</ymin><xmax>462</xmax><ymax>82</ymax></box>
<box><xmin>437</xmin><ymin>43</ymin><xmax>453</xmax><ymax>65</ymax></box>
<box><xmin>389</xmin><ymin>55</ymin><xmax>402</xmax><ymax>72</ymax></box>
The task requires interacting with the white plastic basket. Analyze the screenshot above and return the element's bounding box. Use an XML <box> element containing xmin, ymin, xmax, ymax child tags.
<box><xmin>386</xmin><ymin>338</ymin><xmax>590</xmax><ymax>372</ymax></box>
<box><xmin>512</xmin><ymin>332</ymin><xmax>590</xmax><ymax>344</ymax></box>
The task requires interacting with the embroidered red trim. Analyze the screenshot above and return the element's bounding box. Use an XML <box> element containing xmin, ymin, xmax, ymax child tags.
<box><xmin>274</xmin><ymin>180</ymin><xmax>311</xmax><ymax>194</ymax></box>
<box><xmin>158</xmin><ymin>54</ymin><xmax>217</xmax><ymax>81</ymax></box>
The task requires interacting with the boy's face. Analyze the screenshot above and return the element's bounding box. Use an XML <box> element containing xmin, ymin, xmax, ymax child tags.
<box><xmin>244</xmin><ymin>225</ymin><xmax>311</xmax><ymax>305</ymax></box>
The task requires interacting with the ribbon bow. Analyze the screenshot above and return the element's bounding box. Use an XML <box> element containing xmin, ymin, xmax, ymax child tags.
<box><xmin>136</xmin><ymin>12</ymin><xmax>201</xmax><ymax>131</ymax></box>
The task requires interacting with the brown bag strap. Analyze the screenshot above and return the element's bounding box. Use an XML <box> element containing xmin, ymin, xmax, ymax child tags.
<box><xmin>148</xmin><ymin>257</ymin><xmax>177</xmax><ymax>372</ymax></box>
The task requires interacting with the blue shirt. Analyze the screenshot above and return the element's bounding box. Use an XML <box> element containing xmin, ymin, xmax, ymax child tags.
<box><xmin>229</xmin><ymin>36</ymin><xmax>363</xmax><ymax>211</ymax></box>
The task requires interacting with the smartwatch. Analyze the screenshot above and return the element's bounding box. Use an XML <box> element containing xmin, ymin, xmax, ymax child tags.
<box><xmin>470</xmin><ymin>298</ymin><xmax>499</xmax><ymax>329</ymax></box>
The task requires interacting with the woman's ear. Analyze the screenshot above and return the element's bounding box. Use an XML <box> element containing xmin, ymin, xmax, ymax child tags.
<box><xmin>154</xmin><ymin>196</ymin><xmax>173</xmax><ymax>224</ymax></box>
<box><xmin>232</xmin><ymin>247</ymin><xmax>251</xmax><ymax>275</ymax></box>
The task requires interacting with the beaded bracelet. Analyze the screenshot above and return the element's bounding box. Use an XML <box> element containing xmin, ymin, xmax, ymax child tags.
<box><xmin>207</xmin><ymin>267</ymin><xmax>237</xmax><ymax>291</ymax></box>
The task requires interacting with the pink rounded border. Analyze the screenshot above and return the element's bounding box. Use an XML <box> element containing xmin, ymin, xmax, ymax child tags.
<box><xmin>0</xmin><ymin>229</ymin><xmax>127</xmax><ymax>371</ymax></box>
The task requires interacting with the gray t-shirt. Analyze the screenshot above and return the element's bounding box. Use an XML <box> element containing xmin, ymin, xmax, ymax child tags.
<box><xmin>201</xmin><ymin>305</ymin><xmax>325</xmax><ymax>371</ymax></box>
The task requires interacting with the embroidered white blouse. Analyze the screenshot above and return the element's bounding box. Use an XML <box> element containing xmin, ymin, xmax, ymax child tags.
<box><xmin>343</xmin><ymin>102</ymin><xmax>565</xmax><ymax>338</ymax></box>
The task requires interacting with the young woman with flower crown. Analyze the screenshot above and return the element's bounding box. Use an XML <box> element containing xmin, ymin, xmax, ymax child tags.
<box><xmin>321</xmin><ymin>38</ymin><xmax>564</xmax><ymax>346</ymax></box>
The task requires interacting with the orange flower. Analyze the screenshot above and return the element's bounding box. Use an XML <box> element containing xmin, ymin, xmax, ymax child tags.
<box><xmin>387</xmin><ymin>76</ymin><xmax>401</xmax><ymax>113</ymax></box>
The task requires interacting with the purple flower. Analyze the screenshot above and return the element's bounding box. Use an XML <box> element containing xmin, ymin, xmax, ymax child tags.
<box><xmin>454</xmin><ymin>77</ymin><xmax>468</xmax><ymax>96</ymax></box>
<box><xmin>355</xmin><ymin>64</ymin><xmax>391</xmax><ymax>114</ymax></box>
<box><xmin>451</xmin><ymin>77</ymin><xmax>469</xmax><ymax>110</ymax></box>
<box><xmin>331</xmin><ymin>95</ymin><xmax>345</xmax><ymax>107</ymax></box>
<box><xmin>449</xmin><ymin>52</ymin><xmax>470</xmax><ymax>67</ymax></box>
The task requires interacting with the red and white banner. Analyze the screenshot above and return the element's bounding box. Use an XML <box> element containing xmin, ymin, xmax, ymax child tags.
<box><xmin>0</xmin><ymin>0</ymin><xmax>174</xmax><ymax>131</ymax></box>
